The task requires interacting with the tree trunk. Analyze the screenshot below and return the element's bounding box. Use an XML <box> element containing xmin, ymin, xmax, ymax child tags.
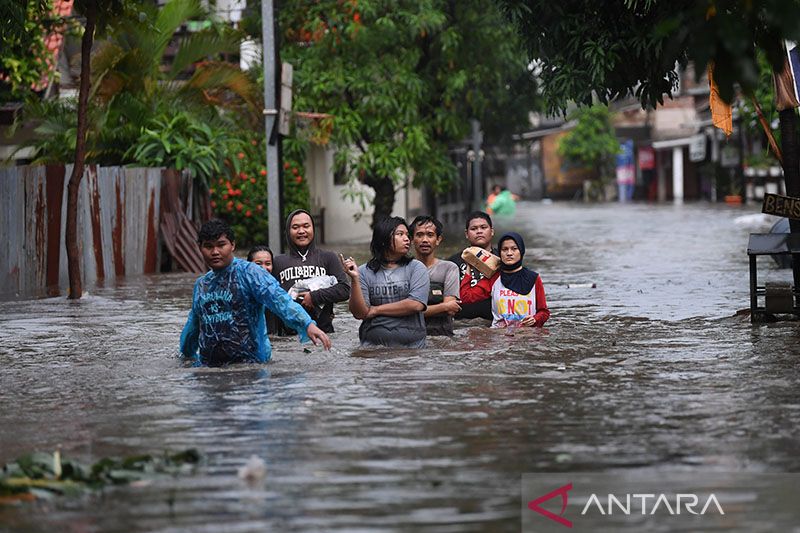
<box><xmin>778</xmin><ymin>108</ymin><xmax>800</xmax><ymax>306</ymax></box>
<box><xmin>65</xmin><ymin>1</ymin><xmax>96</xmax><ymax>299</ymax></box>
<box><xmin>364</xmin><ymin>175</ymin><xmax>396</xmax><ymax>229</ymax></box>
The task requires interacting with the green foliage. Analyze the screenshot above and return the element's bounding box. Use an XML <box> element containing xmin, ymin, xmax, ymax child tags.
<box><xmin>244</xmin><ymin>0</ymin><xmax>538</xmax><ymax>223</ymax></box>
<box><xmin>502</xmin><ymin>0</ymin><xmax>800</xmax><ymax>113</ymax></box>
<box><xmin>739</xmin><ymin>49</ymin><xmax>782</xmax><ymax>160</ymax></box>
<box><xmin>128</xmin><ymin>110</ymin><xmax>247</xmax><ymax>187</ymax></box>
<box><xmin>18</xmin><ymin>0</ymin><xmax>262</xmax><ymax>167</ymax></box>
<box><xmin>557</xmin><ymin>104</ymin><xmax>620</xmax><ymax>181</ymax></box>
<box><xmin>0</xmin><ymin>1</ymin><xmax>55</xmax><ymax>102</ymax></box>
<box><xmin>0</xmin><ymin>449</ymin><xmax>200</xmax><ymax>501</ymax></box>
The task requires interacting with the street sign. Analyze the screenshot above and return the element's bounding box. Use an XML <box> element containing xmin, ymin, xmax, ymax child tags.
<box><xmin>689</xmin><ymin>134</ymin><xmax>706</xmax><ymax>162</ymax></box>
<box><xmin>638</xmin><ymin>147</ymin><xmax>655</xmax><ymax>170</ymax></box>
<box><xmin>762</xmin><ymin>193</ymin><xmax>800</xmax><ymax>220</ymax></box>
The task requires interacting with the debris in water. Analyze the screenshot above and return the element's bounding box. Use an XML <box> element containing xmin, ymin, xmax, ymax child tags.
<box><xmin>0</xmin><ymin>449</ymin><xmax>200</xmax><ymax>503</ymax></box>
<box><xmin>566</xmin><ymin>283</ymin><xmax>596</xmax><ymax>288</ymax></box>
<box><xmin>237</xmin><ymin>455</ymin><xmax>267</xmax><ymax>484</ymax></box>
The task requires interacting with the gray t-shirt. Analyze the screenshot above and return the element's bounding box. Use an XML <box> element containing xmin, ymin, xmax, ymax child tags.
<box><xmin>426</xmin><ymin>259</ymin><xmax>460</xmax><ymax>336</ymax></box>
<box><xmin>358</xmin><ymin>260</ymin><xmax>430</xmax><ymax>347</ymax></box>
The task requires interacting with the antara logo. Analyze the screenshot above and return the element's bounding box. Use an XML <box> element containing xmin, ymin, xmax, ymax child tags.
<box><xmin>528</xmin><ymin>483</ymin><xmax>725</xmax><ymax>528</ymax></box>
<box><xmin>581</xmin><ymin>492</ymin><xmax>725</xmax><ymax>516</ymax></box>
<box><xmin>528</xmin><ymin>482</ymin><xmax>574</xmax><ymax>528</ymax></box>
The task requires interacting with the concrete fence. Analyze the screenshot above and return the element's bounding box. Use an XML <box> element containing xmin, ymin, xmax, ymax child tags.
<box><xmin>0</xmin><ymin>165</ymin><xmax>163</xmax><ymax>298</ymax></box>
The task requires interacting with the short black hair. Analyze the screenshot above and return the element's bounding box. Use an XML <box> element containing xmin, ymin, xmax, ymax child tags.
<box><xmin>465</xmin><ymin>211</ymin><xmax>492</xmax><ymax>229</ymax></box>
<box><xmin>247</xmin><ymin>245</ymin><xmax>273</xmax><ymax>262</ymax></box>
<box><xmin>410</xmin><ymin>215</ymin><xmax>443</xmax><ymax>237</ymax></box>
<box><xmin>197</xmin><ymin>219</ymin><xmax>235</xmax><ymax>244</ymax></box>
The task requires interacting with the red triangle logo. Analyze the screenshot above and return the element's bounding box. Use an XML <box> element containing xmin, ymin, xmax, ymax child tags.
<box><xmin>527</xmin><ymin>482</ymin><xmax>573</xmax><ymax>528</ymax></box>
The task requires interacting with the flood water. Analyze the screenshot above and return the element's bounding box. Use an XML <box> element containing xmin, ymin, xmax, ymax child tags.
<box><xmin>1</xmin><ymin>201</ymin><xmax>799</xmax><ymax>532</ymax></box>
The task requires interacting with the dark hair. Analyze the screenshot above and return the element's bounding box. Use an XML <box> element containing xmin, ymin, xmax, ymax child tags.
<box><xmin>367</xmin><ymin>216</ymin><xmax>412</xmax><ymax>272</ymax></box>
<box><xmin>410</xmin><ymin>215</ymin><xmax>443</xmax><ymax>237</ymax></box>
<box><xmin>247</xmin><ymin>245</ymin><xmax>273</xmax><ymax>262</ymax></box>
<box><xmin>465</xmin><ymin>211</ymin><xmax>493</xmax><ymax>230</ymax></box>
<box><xmin>198</xmin><ymin>219</ymin><xmax>235</xmax><ymax>244</ymax></box>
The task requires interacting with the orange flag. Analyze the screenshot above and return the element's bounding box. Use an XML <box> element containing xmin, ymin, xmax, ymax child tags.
<box><xmin>708</xmin><ymin>63</ymin><xmax>733</xmax><ymax>137</ymax></box>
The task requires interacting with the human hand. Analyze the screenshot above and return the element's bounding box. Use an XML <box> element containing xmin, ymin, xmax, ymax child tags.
<box><xmin>520</xmin><ymin>315</ymin><xmax>537</xmax><ymax>327</ymax></box>
<box><xmin>340</xmin><ymin>254</ymin><xmax>359</xmax><ymax>280</ymax></box>
<box><xmin>443</xmin><ymin>299</ymin><xmax>462</xmax><ymax>316</ymax></box>
<box><xmin>306</xmin><ymin>323</ymin><xmax>331</xmax><ymax>350</ymax></box>
<box><xmin>301</xmin><ymin>291</ymin><xmax>315</xmax><ymax>311</ymax></box>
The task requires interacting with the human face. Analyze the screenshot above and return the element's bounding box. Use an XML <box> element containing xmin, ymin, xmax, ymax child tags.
<box><xmin>200</xmin><ymin>236</ymin><xmax>235</xmax><ymax>270</ymax></box>
<box><xmin>251</xmin><ymin>251</ymin><xmax>273</xmax><ymax>273</ymax></box>
<box><xmin>412</xmin><ymin>222</ymin><xmax>441</xmax><ymax>258</ymax></box>
<box><xmin>289</xmin><ymin>212</ymin><xmax>314</xmax><ymax>249</ymax></box>
<box><xmin>465</xmin><ymin>218</ymin><xmax>493</xmax><ymax>249</ymax></box>
<box><xmin>389</xmin><ymin>224</ymin><xmax>411</xmax><ymax>258</ymax></box>
<box><xmin>499</xmin><ymin>239</ymin><xmax>521</xmax><ymax>266</ymax></box>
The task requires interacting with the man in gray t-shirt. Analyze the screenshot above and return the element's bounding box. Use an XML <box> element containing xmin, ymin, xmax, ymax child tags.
<box><xmin>357</xmin><ymin>261</ymin><xmax>430</xmax><ymax>347</ymax></box>
<box><xmin>411</xmin><ymin>216</ymin><xmax>461</xmax><ymax>336</ymax></box>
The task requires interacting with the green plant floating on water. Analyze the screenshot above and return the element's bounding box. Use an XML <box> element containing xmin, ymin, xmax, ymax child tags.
<box><xmin>0</xmin><ymin>449</ymin><xmax>200</xmax><ymax>503</ymax></box>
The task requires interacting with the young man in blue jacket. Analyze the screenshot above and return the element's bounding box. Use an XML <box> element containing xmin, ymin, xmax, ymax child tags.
<box><xmin>180</xmin><ymin>219</ymin><xmax>331</xmax><ymax>366</ymax></box>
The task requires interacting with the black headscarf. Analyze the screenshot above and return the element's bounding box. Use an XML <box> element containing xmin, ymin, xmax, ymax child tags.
<box><xmin>497</xmin><ymin>232</ymin><xmax>538</xmax><ymax>295</ymax></box>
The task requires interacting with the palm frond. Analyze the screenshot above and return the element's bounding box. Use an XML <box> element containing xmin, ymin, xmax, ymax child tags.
<box><xmin>149</xmin><ymin>0</ymin><xmax>204</xmax><ymax>64</ymax></box>
<box><xmin>181</xmin><ymin>61</ymin><xmax>262</xmax><ymax>121</ymax></box>
<box><xmin>169</xmin><ymin>27</ymin><xmax>244</xmax><ymax>78</ymax></box>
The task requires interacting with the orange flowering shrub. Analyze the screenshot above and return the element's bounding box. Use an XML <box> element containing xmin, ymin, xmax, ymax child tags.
<box><xmin>209</xmin><ymin>135</ymin><xmax>309</xmax><ymax>246</ymax></box>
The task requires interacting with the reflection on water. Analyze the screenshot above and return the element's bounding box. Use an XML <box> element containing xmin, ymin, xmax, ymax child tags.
<box><xmin>1</xmin><ymin>202</ymin><xmax>799</xmax><ymax>532</ymax></box>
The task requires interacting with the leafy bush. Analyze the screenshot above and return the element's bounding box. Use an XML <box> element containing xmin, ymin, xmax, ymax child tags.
<box><xmin>128</xmin><ymin>110</ymin><xmax>247</xmax><ymax>187</ymax></box>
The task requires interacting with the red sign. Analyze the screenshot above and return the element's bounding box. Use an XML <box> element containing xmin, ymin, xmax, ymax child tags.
<box><xmin>638</xmin><ymin>147</ymin><xmax>655</xmax><ymax>170</ymax></box>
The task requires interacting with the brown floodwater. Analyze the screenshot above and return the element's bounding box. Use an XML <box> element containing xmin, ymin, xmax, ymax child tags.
<box><xmin>1</xmin><ymin>201</ymin><xmax>799</xmax><ymax>532</ymax></box>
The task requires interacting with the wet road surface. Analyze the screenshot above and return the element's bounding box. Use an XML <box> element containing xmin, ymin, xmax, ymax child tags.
<box><xmin>1</xmin><ymin>201</ymin><xmax>799</xmax><ymax>532</ymax></box>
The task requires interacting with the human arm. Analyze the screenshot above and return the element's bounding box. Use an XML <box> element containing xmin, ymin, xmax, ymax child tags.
<box><xmin>342</xmin><ymin>255</ymin><xmax>370</xmax><ymax>319</ymax></box>
<box><xmin>366</xmin><ymin>260</ymin><xmax>429</xmax><ymax>319</ymax></box>
<box><xmin>459</xmin><ymin>270</ymin><xmax>499</xmax><ymax>305</ymax></box>
<box><xmin>368</xmin><ymin>298</ymin><xmax>426</xmax><ymax>318</ymax></box>
<box><xmin>424</xmin><ymin>296</ymin><xmax>461</xmax><ymax>318</ymax></box>
<box><xmin>246</xmin><ymin>264</ymin><xmax>315</xmax><ymax>342</ymax></box>
<box><xmin>179</xmin><ymin>282</ymin><xmax>200</xmax><ymax>363</ymax></box>
<box><xmin>425</xmin><ymin>262</ymin><xmax>461</xmax><ymax>317</ymax></box>
<box><xmin>520</xmin><ymin>276</ymin><xmax>550</xmax><ymax>327</ymax></box>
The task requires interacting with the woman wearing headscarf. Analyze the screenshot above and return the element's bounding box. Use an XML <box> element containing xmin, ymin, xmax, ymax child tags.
<box><xmin>490</xmin><ymin>232</ymin><xmax>550</xmax><ymax>328</ymax></box>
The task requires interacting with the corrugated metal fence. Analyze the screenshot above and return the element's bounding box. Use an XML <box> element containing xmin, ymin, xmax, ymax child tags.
<box><xmin>0</xmin><ymin>165</ymin><xmax>163</xmax><ymax>298</ymax></box>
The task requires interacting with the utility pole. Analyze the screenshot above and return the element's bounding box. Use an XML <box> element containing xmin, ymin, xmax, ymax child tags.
<box><xmin>261</xmin><ymin>0</ymin><xmax>281</xmax><ymax>253</ymax></box>
<box><xmin>469</xmin><ymin>119</ymin><xmax>484</xmax><ymax>212</ymax></box>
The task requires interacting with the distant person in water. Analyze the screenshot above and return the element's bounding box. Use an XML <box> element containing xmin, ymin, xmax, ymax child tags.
<box><xmin>486</xmin><ymin>184</ymin><xmax>502</xmax><ymax>213</ymax></box>
<box><xmin>180</xmin><ymin>219</ymin><xmax>330</xmax><ymax>366</ymax></box>
<box><xmin>490</xmin><ymin>232</ymin><xmax>550</xmax><ymax>328</ymax></box>
<box><xmin>489</xmin><ymin>187</ymin><xmax>519</xmax><ymax>217</ymax></box>
<box><xmin>341</xmin><ymin>216</ymin><xmax>430</xmax><ymax>348</ymax></box>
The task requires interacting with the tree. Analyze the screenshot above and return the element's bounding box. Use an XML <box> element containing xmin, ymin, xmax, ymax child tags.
<box><xmin>501</xmin><ymin>0</ymin><xmax>800</xmax><ymax>112</ymax></box>
<box><xmin>557</xmin><ymin>104</ymin><xmax>620</xmax><ymax>198</ymax></box>
<box><xmin>501</xmin><ymin>0</ymin><xmax>800</xmax><ymax>303</ymax></box>
<box><xmin>246</xmin><ymin>0</ymin><xmax>539</xmax><ymax>227</ymax></box>
<box><xmin>66</xmin><ymin>1</ymin><xmax>113</xmax><ymax>299</ymax></box>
